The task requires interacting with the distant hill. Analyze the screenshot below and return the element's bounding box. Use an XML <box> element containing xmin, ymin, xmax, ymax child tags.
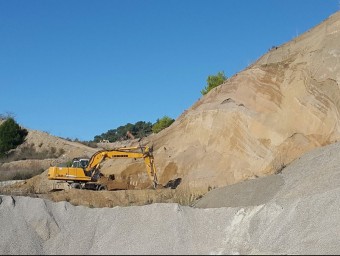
<box><xmin>0</xmin><ymin>128</ymin><xmax>98</xmax><ymax>181</ymax></box>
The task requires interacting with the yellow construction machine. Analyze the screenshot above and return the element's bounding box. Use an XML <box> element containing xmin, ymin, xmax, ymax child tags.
<box><xmin>48</xmin><ymin>146</ymin><xmax>161</xmax><ymax>191</ymax></box>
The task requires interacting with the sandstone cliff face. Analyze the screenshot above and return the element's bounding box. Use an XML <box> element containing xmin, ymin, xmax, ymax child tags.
<box><xmin>145</xmin><ymin>11</ymin><xmax>340</xmax><ymax>192</ymax></box>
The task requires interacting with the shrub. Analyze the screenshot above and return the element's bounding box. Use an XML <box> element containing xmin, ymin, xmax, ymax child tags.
<box><xmin>152</xmin><ymin>116</ymin><xmax>175</xmax><ymax>134</ymax></box>
<box><xmin>201</xmin><ymin>71</ymin><xmax>227</xmax><ymax>95</ymax></box>
<box><xmin>93</xmin><ymin>121</ymin><xmax>153</xmax><ymax>143</ymax></box>
<box><xmin>1</xmin><ymin>143</ymin><xmax>66</xmax><ymax>163</ymax></box>
<box><xmin>0</xmin><ymin>117</ymin><xmax>28</xmax><ymax>158</ymax></box>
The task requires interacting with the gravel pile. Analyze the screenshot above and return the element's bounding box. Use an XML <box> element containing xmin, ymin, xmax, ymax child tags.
<box><xmin>2</xmin><ymin>142</ymin><xmax>340</xmax><ymax>255</ymax></box>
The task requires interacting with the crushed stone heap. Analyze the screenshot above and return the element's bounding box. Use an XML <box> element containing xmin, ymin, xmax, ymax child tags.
<box><xmin>2</xmin><ymin>141</ymin><xmax>340</xmax><ymax>255</ymax></box>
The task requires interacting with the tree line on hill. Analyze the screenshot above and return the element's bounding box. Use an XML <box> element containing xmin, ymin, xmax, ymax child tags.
<box><xmin>93</xmin><ymin>115</ymin><xmax>175</xmax><ymax>143</ymax></box>
<box><xmin>0</xmin><ymin>115</ymin><xmax>175</xmax><ymax>156</ymax></box>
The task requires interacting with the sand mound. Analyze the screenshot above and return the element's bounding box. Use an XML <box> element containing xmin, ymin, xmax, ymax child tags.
<box><xmin>148</xmin><ymin>11</ymin><xmax>340</xmax><ymax>192</ymax></box>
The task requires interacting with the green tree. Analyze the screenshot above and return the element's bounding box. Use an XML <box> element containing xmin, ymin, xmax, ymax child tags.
<box><xmin>93</xmin><ymin>121</ymin><xmax>153</xmax><ymax>143</ymax></box>
<box><xmin>201</xmin><ymin>71</ymin><xmax>227</xmax><ymax>95</ymax></box>
<box><xmin>152</xmin><ymin>116</ymin><xmax>175</xmax><ymax>134</ymax></box>
<box><xmin>132</xmin><ymin>121</ymin><xmax>152</xmax><ymax>138</ymax></box>
<box><xmin>0</xmin><ymin>117</ymin><xmax>28</xmax><ymax>157</ymax></box>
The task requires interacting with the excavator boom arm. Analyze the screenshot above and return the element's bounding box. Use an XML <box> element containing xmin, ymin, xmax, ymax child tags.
<box><xmin>48</xmin><ymin>146</ymin><xmax>158</xmax><ymax>189</ymax></box>
<box><xmin>86</xmin><ymin>146</ymin><xmax>158</xmax><ymax>187</ymax></box>
<box><xmin>143</xmin><ymin>155</ymin><xmax>158</xmax><ymax>187</ymax></box>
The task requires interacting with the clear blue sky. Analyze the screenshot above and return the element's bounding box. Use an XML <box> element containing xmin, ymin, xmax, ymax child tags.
<box><xmin>0</xmin><ymin>0</ymin><xmax>338</xmax><ymax>141</ymax></box>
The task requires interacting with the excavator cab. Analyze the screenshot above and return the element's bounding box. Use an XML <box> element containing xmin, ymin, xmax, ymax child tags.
<box><xmin>71</xmin><ymin>158</ymin><xmax>89</xmax><ymax>169</ymax></box>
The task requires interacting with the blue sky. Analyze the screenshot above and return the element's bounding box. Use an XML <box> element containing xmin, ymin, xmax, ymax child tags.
<box><xmin>0</xmin><ymin>0</ymin><xmax>338</xmax><ymax>141</ymax></box>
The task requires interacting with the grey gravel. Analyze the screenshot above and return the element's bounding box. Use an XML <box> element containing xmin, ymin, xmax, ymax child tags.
<box><xmin>2</xmin><ymin>142</ymin><xmax>340</xmax><ymax>255</ymax></box>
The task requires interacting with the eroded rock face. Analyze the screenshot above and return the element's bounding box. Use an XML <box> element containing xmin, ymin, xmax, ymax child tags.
<box><xmin>148</xmin><ymin>11</ymin><xmax>340</xmax><ymax>191</ymax></box>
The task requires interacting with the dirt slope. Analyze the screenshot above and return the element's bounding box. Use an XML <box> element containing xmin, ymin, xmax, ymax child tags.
<box><xmin>145</xmin><ymin>11</ymin><xmax>340</xmax><ymax>193</ymax></box>
<box><xmin>0</xmin><ymin>129</ymin><xmax>99</xmax><ymax>182</ymax></box>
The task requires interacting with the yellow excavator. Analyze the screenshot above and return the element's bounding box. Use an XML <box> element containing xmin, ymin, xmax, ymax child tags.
<box><xmin>48</xmin><ymin>146</ymin><xmax>160</xmax><ymax>191</ymax></box>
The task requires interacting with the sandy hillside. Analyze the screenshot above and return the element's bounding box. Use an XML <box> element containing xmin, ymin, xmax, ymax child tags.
<box><xmin>1</xmin><ymin>140</ymin><xmax>340</xmax><ymax>254</ymax></box>
<box><xmin>143</xmin><ymin>11</ymin><xmax>340</xmax><ymax>193</ymax></box>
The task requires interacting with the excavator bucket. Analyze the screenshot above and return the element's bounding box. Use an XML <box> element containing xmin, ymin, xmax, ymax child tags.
<box><xmin>163</xmin><ymin>178</ymin><xmax>182</xmax><ymax>189</ymax></box>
